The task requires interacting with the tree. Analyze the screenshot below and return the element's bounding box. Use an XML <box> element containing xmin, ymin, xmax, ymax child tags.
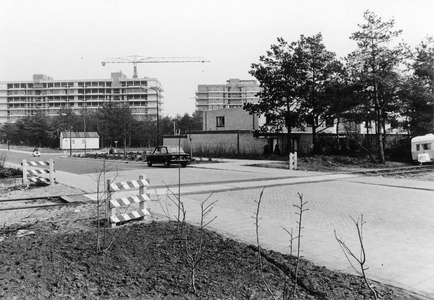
<box><xmin>174</xmin><ymin>111</ymin><xmax>203</xmax><ymax>134</ymax></box>
<box><xmin>348</xmin><ymin>10</ymin><xmax>409</xmax><ymax>163</ymax></box>
<box><xmin>98</xmin><ymin>102</ymin><xmax>134</xmax><ymax>149</ymax></box>
<box><xmin>293</xmin><ymin>33</ymin><xmax>344</xmax><ymax>148</ymax></box>
<box><xmin>245</xmin><ymin>37</ymin><xmax>305</xmax><ymax>153</ymax></box>
<box><xmin>398</xmin><ymin>75</ymin><xmax>433</xmax><ymax>136</ymax></box>
<box><xmin>11</xmin><ymin>113</ymin><xmax>52</xmax><ymax>147</ymax></box>
<box><xmin>0</xmin><ymin>122</ymin><xmax>19</xmax><ymax>145</ymax></box>
<box><xmin>413</xmin><ymin>36</ymin><xmax>434</xmax><ymax>132</ymax></box>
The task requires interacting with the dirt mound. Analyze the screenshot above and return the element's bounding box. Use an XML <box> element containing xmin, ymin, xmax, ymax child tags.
<box><xmin>0</xmin><ymin>216</ymin><xmax>426</xmax><ymax>299</ymax></box>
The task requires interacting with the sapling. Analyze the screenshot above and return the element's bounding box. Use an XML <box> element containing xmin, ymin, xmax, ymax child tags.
<box><xmin>254</xmin><ymin>190</ymin><xmax>308</xmax><ymax>300</ymax></box>
<box><xmin>90</xmin><ymin>159</ymin><xmax>119</xmax><ymax>252</ymax></box>
<box><xmin>291</xmin><ymin>193</ymin><xmax>308</xmax><ymax>298</ymax></box>
<box><xmin>168</xmin><ymin>190</ymin><xmax>217</xmax><ymax>294</ymax></box>
<box><xmin>335</xmin><ymin>214</ymin><xmax>378</xmax><ymax>300</ymax></box>
<box><xmin>253</xmin><ymin>187</ymin><xmax>278</xmax><ymax>300</ymax></box>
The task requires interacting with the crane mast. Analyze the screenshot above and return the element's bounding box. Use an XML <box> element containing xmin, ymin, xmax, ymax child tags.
<box><xmin>102</xmin><ymin>55</ymin><xmax>210</xmax><ymax>78</ymax></box>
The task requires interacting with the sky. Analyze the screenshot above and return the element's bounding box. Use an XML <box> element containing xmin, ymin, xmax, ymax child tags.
<box><xmin>1</xmin><ymin>0</ymin><xmax>433</xmax><ymax>117</ymax></box>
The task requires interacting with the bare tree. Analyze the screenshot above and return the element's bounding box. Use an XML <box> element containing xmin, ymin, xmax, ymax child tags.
<box><xmin>335</xmin><ymin>214</ymin><xmax>378</xmax><ymax>299</ymax></box>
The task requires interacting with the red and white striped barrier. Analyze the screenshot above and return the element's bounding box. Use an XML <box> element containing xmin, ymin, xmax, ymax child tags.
<box><xmin>22</xmin><ymin>159</ymin><xmax>55</xmax><ymax>185</ymax></box>
<box><xmin>107</xmin><ymin>175</ymin><xmax>150</xmax><ymax>227</ymax></box>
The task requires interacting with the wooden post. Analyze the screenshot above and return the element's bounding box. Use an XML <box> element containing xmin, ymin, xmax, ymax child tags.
<box><xmin>22</xmin><ymin>159</ymin><xmax>28</xmax><ymax>185</ymax></box>
<box><xmin>293</xmin><ymin>152</ymin><xmax>298</xmax><ymax>170</ymax></box>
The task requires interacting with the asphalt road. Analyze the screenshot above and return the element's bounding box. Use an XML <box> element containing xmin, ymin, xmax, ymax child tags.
<box><xmin>1</xmin><ymin>150</ymin><xmax>146</xmax><ymax>174</ymax></box>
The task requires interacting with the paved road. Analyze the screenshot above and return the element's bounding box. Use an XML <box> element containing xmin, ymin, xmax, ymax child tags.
<box><xmin>1</xmin><ymin>149</ymin><xmax>146</xmax><ymax>174</ymax></box>
<box><xmin>3</xmin><ymin>150</ymin><xmax>434</xmax><ymax>298</ymax></box>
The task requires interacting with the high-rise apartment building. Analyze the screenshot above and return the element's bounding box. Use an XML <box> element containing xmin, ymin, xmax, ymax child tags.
<box><xmin>195</xmin><ymin>78</ymin><xmax>260</xmax><ymax>111</ymax></box>
<box><xmin>0</xmin><ymin>72</ymin><xmax>163</xmax><ymax>124</ymax></box>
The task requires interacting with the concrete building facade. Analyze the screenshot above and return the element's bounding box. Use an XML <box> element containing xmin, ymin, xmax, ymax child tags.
<box><xmin>202</xmin><ymin>107</ymin><xmax>265</xmax><ymax>131</ymax></box>
<box><xmin>0</xmin><ymin>72</ymin><xmax>163</xmax><ymax>124</ymax></box>
<box><xmin>195</xmin><ymin>78</ymin><xmax>260</xmax><ymax>111</ymax></box>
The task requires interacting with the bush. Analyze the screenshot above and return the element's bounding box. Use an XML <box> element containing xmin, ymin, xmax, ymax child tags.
<box><xmin>385</xmin><ymin>138</ymin><xmax>412</xmax><ymax>163</ymax></box>
<box><xmin>0</xmin><ymin>167</ymin><xmax>22</xmax><ymax>178</ymax></box>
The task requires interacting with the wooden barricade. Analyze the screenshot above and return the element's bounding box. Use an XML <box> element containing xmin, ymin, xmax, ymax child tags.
<box><xmin>106</xmin><ymin>175</ymin><xmax>150</xmax><ymax>227</ymax></box>
<box><xmin>22</xmin><ymin>159</ymin><xmax>55</xmax><ymax>185</ymax></box>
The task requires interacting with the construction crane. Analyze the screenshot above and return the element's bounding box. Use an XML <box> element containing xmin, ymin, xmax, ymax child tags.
<box><xmin>102</xmin><ymin>55</ymin><xmax>210</xmax><ymax>78</ymax></box>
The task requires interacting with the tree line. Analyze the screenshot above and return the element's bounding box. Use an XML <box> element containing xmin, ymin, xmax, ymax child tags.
<box><xmin>245</xmin><ymin>11</ymin><xmax>433</xmax><ymax>163</ymax></box>
<box><xmin>0</xmin><ymin>102</ymin><xmax>202</xmax><ymax>149</ymax></box>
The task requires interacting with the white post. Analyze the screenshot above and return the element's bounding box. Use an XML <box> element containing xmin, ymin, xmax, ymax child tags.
<box><xmin>289</xmin><ymin>152</ymin><xmax>298</xmax><ymax>170</ymax></box>
<box><xmin>139</xmin><ymin>175</ymin><xmax>147</xmax><ymax>218</ymax></box>
<box><xmin>107</xmin><ymin>179</ymin><xmax>115</xmax><ymax>228</ymax></box>
<box><xmin>49</xmin><ymin>159</ymin><xmax>54</xmax><ymax>185</ymax></box>
<box><xmin>22</xmin><ymin>159</ymin><xmax>28</xmax><ymax>185</ymax></box>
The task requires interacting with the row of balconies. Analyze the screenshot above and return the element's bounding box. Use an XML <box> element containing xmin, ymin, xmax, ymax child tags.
<box><xmin>4</xmin><ymin>81</ymin><xmax>154</xmax><ymax>90</ymax></box>
<box><xmin>5</xmin><ymin>89</ymin><xmax>152</xmax><ymax>96</ymax></box>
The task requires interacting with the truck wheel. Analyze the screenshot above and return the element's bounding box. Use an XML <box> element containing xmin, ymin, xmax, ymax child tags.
<box><xmin>164</xmin><ymin>160</ymin><xmax>171</xmax><ymax>168</ymax></box>
<box><xmin>147</xmin><ymin>161</ymin><xmax>152</xmax><ymax>167</ymax></box>
<box><xmin>181</xmin><ymin>162</ymin><xmax>187</xmax><ymax>168</ymax></box>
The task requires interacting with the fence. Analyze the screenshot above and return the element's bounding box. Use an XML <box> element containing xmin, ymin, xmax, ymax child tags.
<box><xmin>22</xmin><ymin>159</ymin><xmax>55</xmax><ymax>185</ymax></box>
<box><xmin>106</xmin><ymin>175</ymin><xmax>150</xmax><ymax>227</ymax></box>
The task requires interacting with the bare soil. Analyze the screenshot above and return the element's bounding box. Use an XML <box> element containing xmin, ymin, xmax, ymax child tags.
<box><xmin>0</xmin><ymin>156</ymin><xmax>431</xmax><ymax>299</ymax></box>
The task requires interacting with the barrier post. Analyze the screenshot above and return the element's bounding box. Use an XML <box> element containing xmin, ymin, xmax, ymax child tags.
<box><xmin>289</xmin><ymin>152</ymin><xmax>298</xmax><ymax>170</ymax></box>
<box><xmin>49</xmin><ymin>159</ymin><xmax>54</xmax><ymax>185</ymax></box>
<box><xmin>139</xmin><ymin>175</ymin><xmax>145</xmax><ymax>220</ymax></box>
<box><xmin>107</xmin><ymin>179</ymin><xmax>115</xmax><ymax>228</ymax></box>
<box><xmin>22</xmin><ymin>159</ymin><xmax>28</xmax><ymax>185</ymax></box>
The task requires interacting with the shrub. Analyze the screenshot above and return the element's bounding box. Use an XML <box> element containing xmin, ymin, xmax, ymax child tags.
<box><xmin>385</xmin><ymin>138</ymin><xmax>412</xmax><ymax>163</ymax></box>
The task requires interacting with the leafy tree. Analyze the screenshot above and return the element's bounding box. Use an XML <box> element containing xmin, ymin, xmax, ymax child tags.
<box><xmin>174</xmin><ymin>111</ymin><xmax>203</xmax><ymax>134</ymax></box>
<box><xmin>245</xmin><ymin>37</ymin><xmax>305</xmax><ymax>153</ymax></box>
<box><xmin>160</xmin><ymin>115</ymin><xmax>174</xmax><ymax>138</ymax></box>
<box><xmin>348</xmin><ymin>10</ymin><xmax>409</xmax><ymax>163</ymax></box>
<box><xmin>246</xmin><ymin>34</ymin><xmax>344</xmax><ymax>154</ymax></box>
<box><xmin>293</xmin><ymin>33</ymin><xmax>344</xmax><ymax>148</ymax></box>
<box><xmin>0</xmin><ymin>122</ymin><xmax>19</xmax><ymax>145</ymax></box>
<box><xmin>413</xmin><ymin>36</ymin><xmax>434</xmax><ymax>132</ymax></box>
<box><xmin>398</xmin><ymin>75</ymin><xmax>433</xmax><ymax>136</ymax></box>
<box><xmin>98</xmin><ymin>102</ymin><xmax>134</xmax><ymax>149</ymax></box>
<box><xmin>14</xmin><ymin>113</ymin><xmax>52</xmax><ymax>146</ymax></box>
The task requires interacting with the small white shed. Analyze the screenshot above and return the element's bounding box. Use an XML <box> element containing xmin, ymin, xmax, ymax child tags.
<box><xmin>60</xmin><ymin>132</ymin><xmax>100</xmax><ymax>150</ymax></box>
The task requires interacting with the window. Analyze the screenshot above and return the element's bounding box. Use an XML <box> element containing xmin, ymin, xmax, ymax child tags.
<box><xmin>216</xmin><ymin>116</ymin><xmax>225</xmax><ymax>127</ymax></box>
<box><xmin>423</xmin><ymin>143</ymin><xmax>431</xmax><ymax>150</ymax></box>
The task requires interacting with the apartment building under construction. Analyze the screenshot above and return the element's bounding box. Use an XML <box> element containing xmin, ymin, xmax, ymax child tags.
<box><xmin>195</xmin><ymin>78</ymin><xmax>260</xmax><ymax>111</ymax></box>
<box><xmin>0</xmin><ymin>72</ymin><xmax>163</xmax><ymax>124</ymax></box>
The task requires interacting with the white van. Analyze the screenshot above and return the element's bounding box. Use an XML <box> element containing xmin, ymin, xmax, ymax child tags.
<box><xmin>411</xmin><ymin>134</ymin><xmax>434</xmax><ymax>163</ymax></box>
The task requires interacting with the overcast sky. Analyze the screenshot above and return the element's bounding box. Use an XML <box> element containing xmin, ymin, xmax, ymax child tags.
<box><xmin>1</xmin><ymin>0</ymin><xmax>433</xmax><ymax>117</ymax></box>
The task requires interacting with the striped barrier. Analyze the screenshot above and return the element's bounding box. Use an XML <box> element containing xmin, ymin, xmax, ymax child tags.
<box><xmin>22</xmin><ymin>159</ymin><xmax>55</xmax><ymax>185</ymax></box>
<box><xmin>107</xmin><ymin>175</ymin><xmax>150</xmax><ymax>227</ymax></box>
<box><xmin>109</xmin><ymin>179</ymin><xmax>149</xmax><ymax>191</ymax></box>
<box><xmin>289</xmin><ymin>152</ymin><xmax>298</xmax><ymax>170</ymax></box>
